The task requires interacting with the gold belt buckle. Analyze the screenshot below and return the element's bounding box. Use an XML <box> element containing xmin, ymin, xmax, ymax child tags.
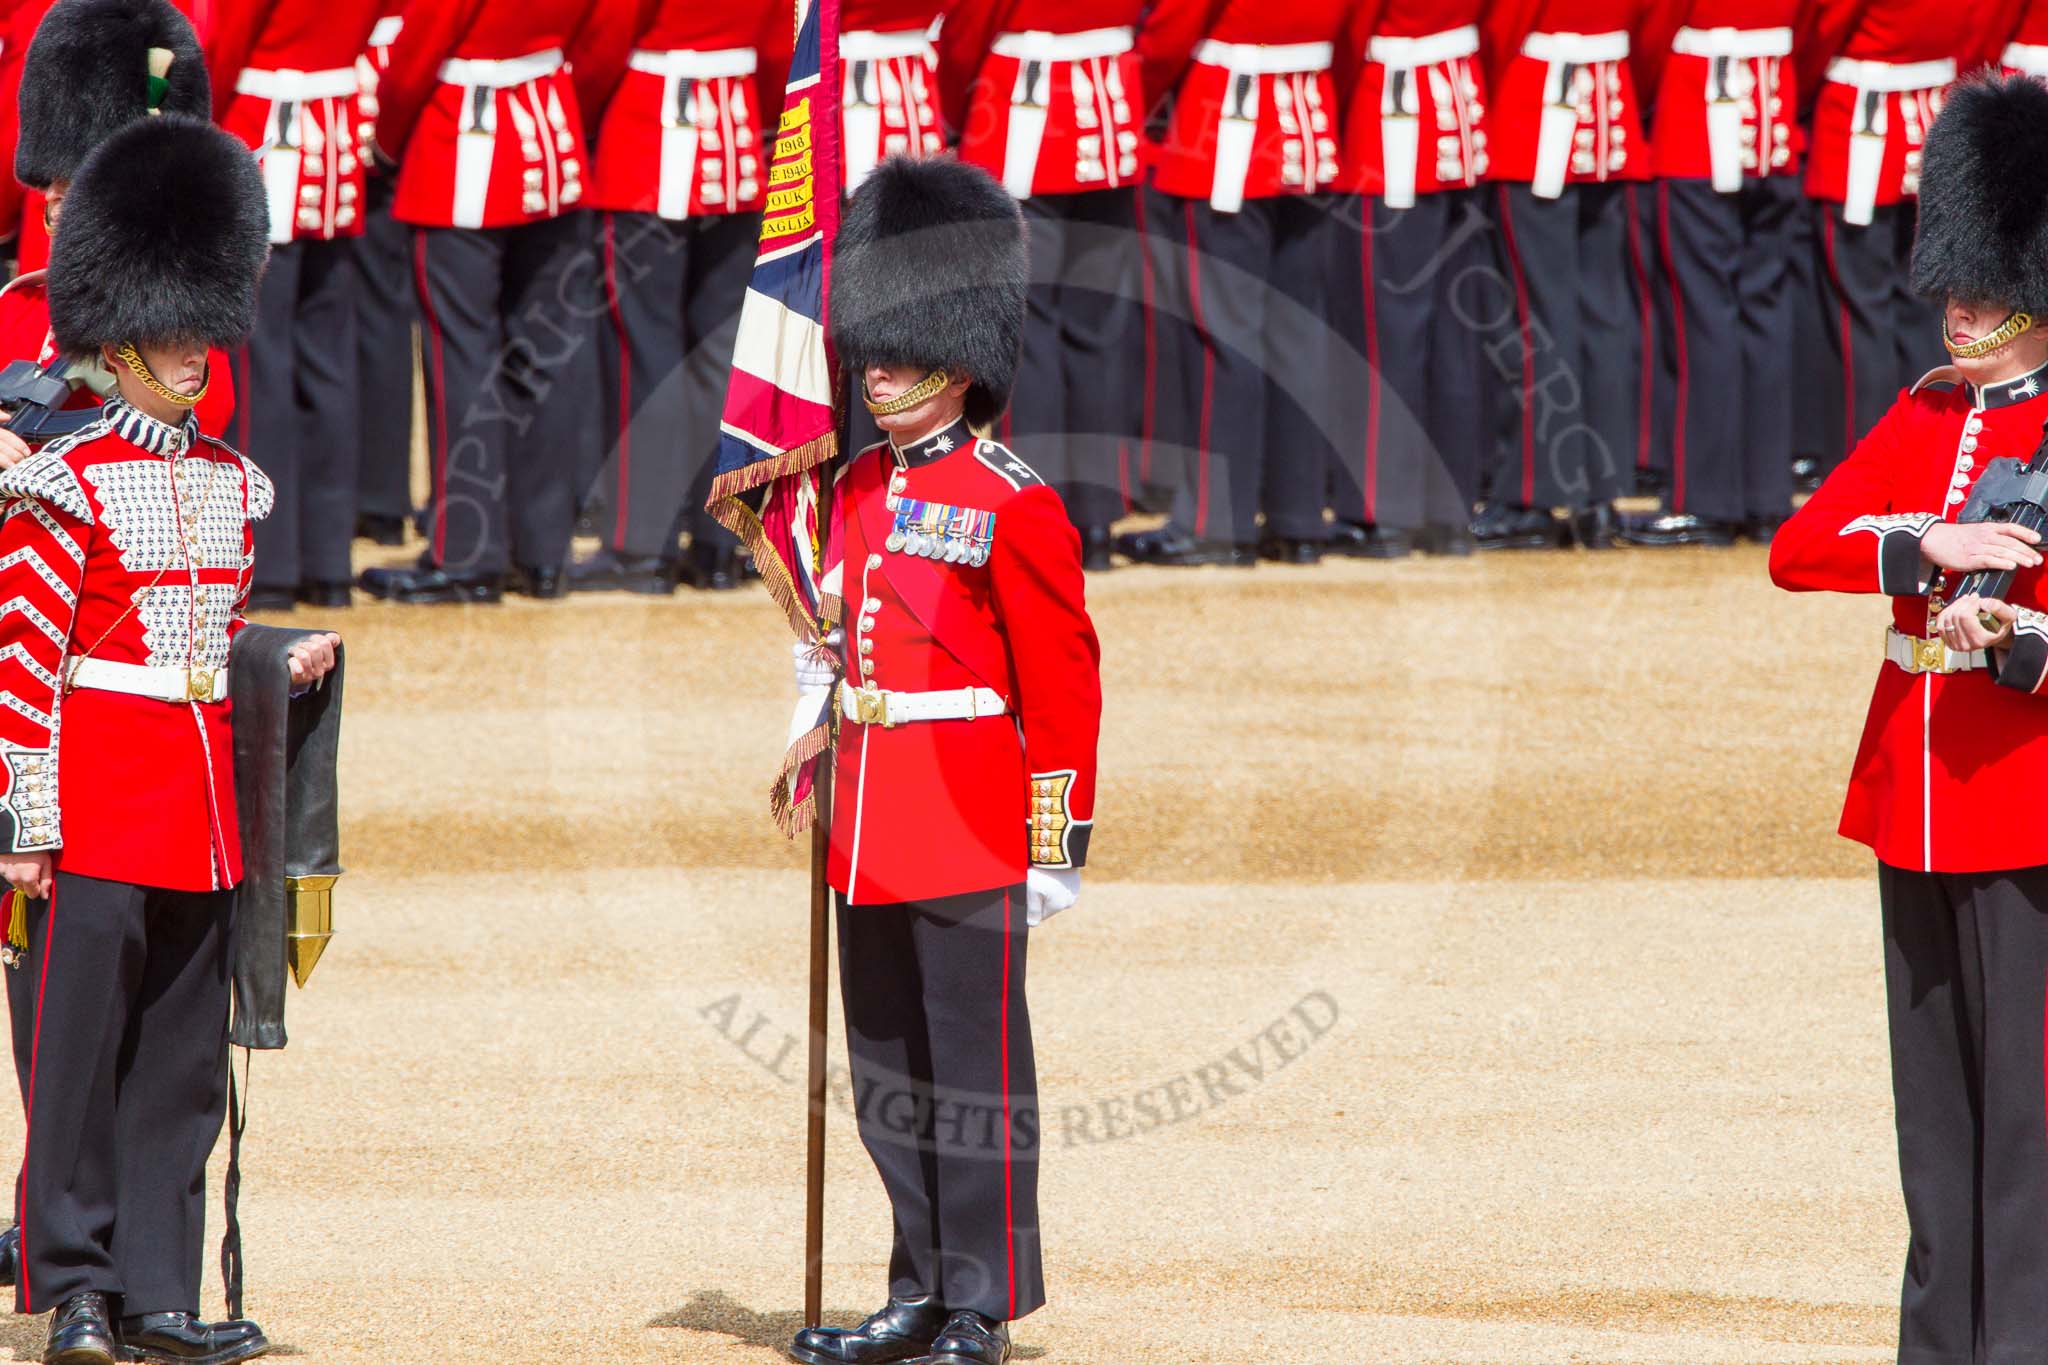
<box><xmin>1914</xmin><ymin>637</ymin><xmax>1946</xmax><ymax>674</ymax></box>
<box><xmin>854</xmin><ymin>685</ymin><xmax>890</xmax><ymax>728</ymax></box>
<box><xmin>186</xmin><ymin>666</ymin><xmax>215</xmax><ymax>702</ymax></box>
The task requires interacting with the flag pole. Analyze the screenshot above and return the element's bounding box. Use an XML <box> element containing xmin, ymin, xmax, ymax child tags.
<box><xmin>805</xmin><ymin>767</ymin><xmax>832</xmax><ymax>1326</ymax></box>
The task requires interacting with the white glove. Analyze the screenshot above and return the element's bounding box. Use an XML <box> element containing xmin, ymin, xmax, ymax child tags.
<box><xmin>1025</xmin><ymin>867</ymin><xmax>1080</xmax><ymax>927</ymax></box>
<box><xmin>792</xmin><ymin>629</ymin><xmax>843</xmax><ymax>694</ymax></box>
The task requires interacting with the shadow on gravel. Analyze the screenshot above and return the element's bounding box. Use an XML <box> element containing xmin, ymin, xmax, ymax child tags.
<box><xmin>651</xmin><ymin>1290</ymin><xmax>1046</xmax><ymax>1358</ymax></box>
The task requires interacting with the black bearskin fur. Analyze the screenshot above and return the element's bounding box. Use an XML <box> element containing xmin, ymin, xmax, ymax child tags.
<box><xmin>15</xmin><ymin>0</ymin><xmax>210</xmax><ymax>191</ymax></box>
<box><xmin>48</xmin><ymin>116</ymin><xmax>270</xmax><ymax>358</ymax></box>
<box><xmin>1912</xmin><ymin>74</ymin><xmax>2048</xmax><ymax>315</ymax></box>
<box><xmin>831</xmin><ymin>156</ymin><xmax>1028</xmax><ymax>428</ymax></box>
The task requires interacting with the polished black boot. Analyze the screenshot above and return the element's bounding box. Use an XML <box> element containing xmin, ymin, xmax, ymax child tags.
<box><xmin>1470</xmin><ymin>502</ymin><xmax>1561</xmax><ymax>550</ymax></box>
<box><xmin>1078</xmin><ymin>525</ymin><xmax>1113</xmax><ymax>572</ymax></box>
<box><xmin>685</xmin><ymin>543</ymin><xmax>742</xmax><ymax>591</ymax></box>
<box><xmin>358</xmin><ymin>556</ymin><xmax>504</xmax><ymax>605</ymax></box>
<box><xmin>1616</xmin><ymin>512</ymin><xmax>1740</xmax><ymax>547</ymax></box>
<box><xmin>116</xmin><ymin>1313</ymin><xmax>270</xmax><ymax>1365</ymax></box>
<box><xmin>1114</xmin><ymin>523</ymin><xmax>1255</xmax><ymax>567</ymax></box>
<box><xmin>569</xmin><ymin>549</ymin><xmax>679</xmax><ymax>595</ymax></box>
<box><xmin>1419</xmin><ymin>523</ymin><xmax>1475</xmax><ymax>557</ymax></box>
<box><xmin>926</xmin><ymin>1311</ymin><xmax>1012</xmax><ymax>1365</ymax></box>
<box><xmin>1791</xmin><ymin>455</ymin><xmax>1822</xmax><ymax>493</ymax></box>
<box><xmin>244</xmin><ymin>586</ymin><xmax>297</xmax><ymax>613</ymax></box>
<box><xmin>788</xmin><ymin>1295</ymin><xmax>948</xmax><ymax>1365</ymax></box>
<box><xmin>1569</xmin><ymin>502</ymin><xmax>1620</xmax><ymax>550</ymax></box>
<box><xmin>1</xmin><ymin>1221</ymin><xmax>19</xmax><ymax>1286</ymax></box>
<box><xmin>1743</xmin><ymin>514</ymin><xmax>1785</xmax><ymax>544</ymax></box>
<box><xmin>1326</xmin><ymin>521</ymin><xmax>1412</xmax><ymax>560</ymax></box>
<box><xmin>44</xmin><ymin>1292</ymin><xmax>116</xmax><ymax>1365</ymax></box>
<box><xmin>508</xmin><ymin>563</ymin><xmax>567</xmax><ymax>600</ymax></box>
<box><xmin>1256</xmin><ymin>535</ymin><xmax>1323</xmax><ymax>565</ymax></box>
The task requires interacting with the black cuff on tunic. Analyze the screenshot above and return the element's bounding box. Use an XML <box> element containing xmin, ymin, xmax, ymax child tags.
<box><xmin>1993</xmin><ymin>627</ymin><xmax>2048</xmax><ymax>694</ymax></box>
<box><xmin>1879</xmin><ymin>526</ymin><xmax>1932</xmax><ymax>597</ymax></box>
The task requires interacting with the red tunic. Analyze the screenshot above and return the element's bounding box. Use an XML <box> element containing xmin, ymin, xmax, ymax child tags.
<box><xmin>940</xmin><ymin>0</ymin><xmax>1148</xmax><ymax>198</ymax></box>
<box><xmin>372</xmin><ymin>0</ymin><xmax>631</xmax><ymax>229</ymax></box>
<box><xmin>1996</xmin><ymin>0</ymin><xmax>2048</xmax><ymax>74</ymax></box>
<box><xmin>352</xmin><ymin>0</ymin><xmax>407</xmax><ymax>149</ymax></box>
<box><xmin>1639</xmin><ymin>0</ymin><xmax>1800</xmax><ymax>183</ymax></box>
<box><xmin>1482</xmin><ymin>0</ymin><xmax>1652</xmax><ymax>192</ymax></box>
<box><xmin>0</xmin><ymin>399</ymin><xmax>272</xmax><ymax>891</ymax></box>
<box><xmin>841</xmin><ymin>0</ymin><xmax>948</xmax><ymax>194</ymax></box>
<box><xmin>1334</xmin><ymin>0</ymin><xmax>1488</xmax><ymax>199</ymax></box>
<box><xmin>0</xmin><ymin>0</ymin><xmax>35</xmax><ymax>251</ymax></box>
<box><xmin>1770</xmin><ymin>366</ymin><xmax>2048</xmax><ymax>874</ymax></box>
<box><xmin>0</xmin><ymin>275</ymin><xmax>237</xmax><ymax>443</ymax></box>
<box><xmin>208</xmin><ymin>0</ymin><xmax>385</xmax><ymax>243</ymax></box>
<box><xmin>828</xmin><ymin>422</ymin><xmax>1102</xmax><ymax>905</ymax></box>
<box><xmin>587</xmin><ymin>0</ymin><xmax>793</xmax><ymax>219</ymax></box>
<box><xmin>1141</xmin><ymin>0</ymin><xmax>1346</xmax><ymax>207</ymax></box>
<box><xmin>1798</xmin><ymin>0</ymin><xmax>1973</xmax><ymax>215</ymax></box>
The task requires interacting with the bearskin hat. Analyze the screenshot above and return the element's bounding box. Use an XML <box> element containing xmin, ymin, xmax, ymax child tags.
<box><xmin>1911</xmin><ymin>74</ymin><xmax>2048</xmax><ymax>315</ymax></box>
<box><xmin>14</xmin><ymin>0</ymin><xmax>210</xmax><ymax>192</ymax></box>
<box><xmin>48</xmin><ymin>116</ymin><xmax>270</xmax><ymax>360</ymax></box>
<box><xmin>831</xmin><ymin>156</ymin><xmax>1028</xmax><ymax>428</ymax></box>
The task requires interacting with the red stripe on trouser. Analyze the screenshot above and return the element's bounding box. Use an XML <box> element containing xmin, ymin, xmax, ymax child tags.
<box><xmin>412</xmin><ymin>231</ymin><xmax>453</xmax><ymax>565</ymax></box>
<box><xmin>1822</xmin><ymin>214</ymin><xmax>1855</xmax><ymax>459</ymax></box>
<box><xmin>18</xmin><ymin>881</ymin><xmax>55</xmax><ymax>1313</ymax></box>
<box><xmin>1135</xmin><ymin>188</ymin><xmax>1156</xmax><ymax>485</ymax></box>
<box><xmin>1657</xmin><ymin>183</ymin><xmax>1690</xmax><ymax>511</ymax></box>
<box><xmin>1625</xmin><ymin>185</ymin><xmax>1654</xmax><ymax>473</ymax></box>
<box><xmin>1184</xmin><ymin>201</ymin><xmax>1213</xmax><ymax>536</ymax></box>
<box><xmin>602</xmin><ymin>215</ymin><xmax>633</xmax><ymax>547</ymax></box>
<box><xmin>1360</xmin><ymin>208</ymin><xmax>1379</xmax><ymax>525</ymax></box>
<box><xmin>1000</xmin><ymin>887</ymin><xmax>1016</xmax><ymax>1319</ymax></box>
<box><xmin>1495</xmin><ymin>185</ymin><xmax>1538</xmax><ymax>506</ymax></box>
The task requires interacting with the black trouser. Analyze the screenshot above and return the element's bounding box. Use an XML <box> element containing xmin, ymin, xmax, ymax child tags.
<box><xmin>595</xmin><ymin>211</ymin><xmax>757</xmax><ymax>561</ymax></box>
<box><xmin>351</xmin><ymin>173</ymin><xmax>417</xmax><ymax>525</ymax></box>
<box><xmin>1004</xmin><ymin>189</ymin><xmax>1140</xmax><ymax>533</ymax></box>
<box><xmin>1814</xmin><ymin>202</ymin><xmax>1944</xmax><ymax>471</ymax></box>
<box><xmin>1157</xmin><ymin>193</ymin><xmax>1336</xmax><ymax>547</ymax></box>
<box><xmin>231</xmin><ymin>239</ymin><xmax>361</xmax><ymax>590</ymax></box>
<box><xmin>1649</xmin><ymin>176</ymin><xmax>1799</xmax><ymax>524</ymax></box>
<box><xmin>837</xmin><ymin>886</ymin><xmax>1043</xmax><ymax>1322</ymax></box>
<box><xmin>1328</xmin><ymin>191</ymin><xmax>1489</xmax><ymax>533</ymax></box>
<box><xmin>1488</xmin><ymin>182</ymin><xmax>1642</xmax><ymax>511</ymax></box>
<box><xmin>412</xmin><ymin>213</ymin><xmax>601</xmax><ymax>578</ymax></box>
<box><xmin>7</xmin><ymin>873</ymin><xmax>233</xmax><ymax>1317</ymax></box>
<box><xmin>1879</xmin><ymin>861</ymin><xmax>2048</xmax><ymax>1364</ymax></box>
<box><xmin>1129</xmin><ymin>182</ymin><xmax>1182</xmax><ymax>513</ymax></box>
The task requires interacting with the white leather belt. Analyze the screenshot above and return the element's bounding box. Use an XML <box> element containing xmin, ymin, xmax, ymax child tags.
<box><xmin>1194</xmin><ymin>39</ymin><xmax>1334</xmax><ymax>75</ymax></box>
<box><xmin>839</xmin><ymin>681</ymin><xmax>1007</xmax><ymax>728</ymax></box>
<box><xmin>236</xmin><ymin>66</ymin><xmax>360</xmax><ymax>101</ymax></box>
<box><xmin>368</xmin><ymin>16</ymin><xmax>403</xmax><ymax>49</ymax></box>
<box><xmin>1672</xmin><ymin>25</ymin><xmax>1793</xmax><ymax>59</ymax></box>
<box><xmin>439</xmin><ymin>47</ymin><xmax>564</xmax><ymax>89</ymax></box>
<box><xmin>991</xmin><ymin>26</ymin><xmax>1134</xmax><ymax>62</ymax></box>
<box><xmin>1369</xmin><ymin>26</ymin><xmax>1479</xmax><ymax>68</ymax></box>
<box><xmin>1522</xmin><ymin>30</ymin><xmax>1630</xmax><ymax>64</ymax></box>
<box><xmin>1826</xmin><ymin>56</ymin><xmax>1955</xmax><ymax>92</ymax></box>
<box><xmin>67</xmin><ymin>657</ymin><xmax>229</xmax><ymax>704</ymax></box>
<box><xmin>2005</xmin><ymin>41</ymin><xmax>2048</xmax><ymax>75</ymax></box>
<box><xmin>629</xmin><ymin>46</ymin><xmax>757</xmax><ymax>80</ymax></box>
<box><xmin>1886</xmin><ymin>627</ymin><xmax>1984</xmax><ymax>675</ymax></box>
<box><xmin>841</xmin><ymin>28</ymin><xmax>936</xmax><ymax>62</ymax></box>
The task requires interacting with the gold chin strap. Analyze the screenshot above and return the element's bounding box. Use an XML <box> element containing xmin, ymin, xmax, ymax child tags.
<box><xmin>115</xmin><ymin>342</ymin><xmax>208</xmax><ymax>408</ymax></box>
<box><xmin>1945</xmin><ymin>311</ymin><xmax>2035</xmax><ymax>359</ymax></box>
<box><xmin>863</xmin><ymin>367</ymin><xmax>951</xmax><ymax>416</ymax></box>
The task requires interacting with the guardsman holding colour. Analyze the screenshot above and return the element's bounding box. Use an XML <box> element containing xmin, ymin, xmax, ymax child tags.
<box><xmin>1771</xmin><ymin>74</ymin><xmax>2048</xmax><ymax>1360</ymax></box>
<box><xmin>0</xmin><ymin>112</ymin><xmax>338</xmax><ymax>1365</ymax></box>
<box><xmin>787</xmin><ymin>155</ymin><xmax>1102</xmax><ymax>1365</ymax></box>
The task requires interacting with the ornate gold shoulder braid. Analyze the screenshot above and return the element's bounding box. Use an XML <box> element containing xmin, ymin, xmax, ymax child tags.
<box><xmin>1945</xmin><ymin>312</ymin><xmax>2035</xmax><ymax>359</ymax></box>
<box><xmin>115</xmin><ymin>342</ymin><xmax>208</xmax><ymax>408</ymax></box>
<box><xmin>863</xmin><ymin>367</ymin><xmax>951</xmax><ymax>416</ymax></box>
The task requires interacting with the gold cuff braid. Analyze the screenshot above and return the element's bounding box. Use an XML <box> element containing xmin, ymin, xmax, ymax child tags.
<box><xmin>1029</xmin><ymin>772</ymin><xmax>1073</xmax><ymax>866</ymax></box>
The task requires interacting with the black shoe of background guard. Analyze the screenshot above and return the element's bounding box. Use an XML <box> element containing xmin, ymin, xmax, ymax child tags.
<box><xmin>1470</xmin><ymin>503</ymin><xmax>1561</xmax><ymax>550</ymax></box>
<box><xmin>116</xmin><ymin>1311</ymin><xmax>270</xmax><ymax>1365</ymax></box>
<box><xmin>1616</xmin><ymin>512</ymin><xmax>1740</xmax><ymax>548</ymax></box>
<box><xmin>787</xmin><ymin>1295</ymin><xmax>948</xmax><ymax>1364</ymax></box>
<box><xmin>357</xmin><ymin>562</ymin><xmax>503</xmax><ymax>605</ymax></box>
<box><xmin>43</xmin><ymin>1291</ymin><xmax>115</xmax><ymax>1365</ymax></box>
<box><xmin>926</xmin><ymin>1311</ymin><xmax>1013</xmax><ymax>1365</ymax></box>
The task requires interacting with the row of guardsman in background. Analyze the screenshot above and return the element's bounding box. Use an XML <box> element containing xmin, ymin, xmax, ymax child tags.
<box><xmin>0</xmin><ymin>0</ymin><xmax>2020</xmax><ymax>602</ymax></box>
